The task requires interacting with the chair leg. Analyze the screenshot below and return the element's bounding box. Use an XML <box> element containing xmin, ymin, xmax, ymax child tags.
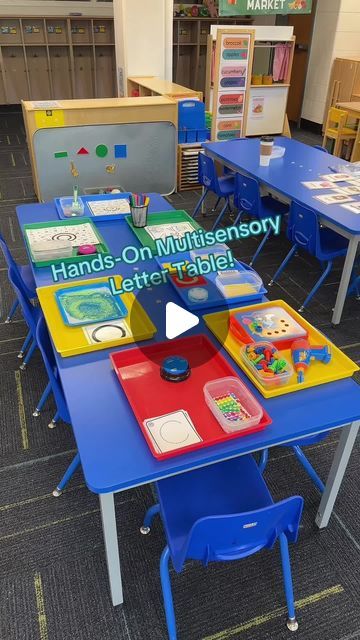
<box><xmin>193</xmin><ymin>188</ymin><xmax>209</xmax><ymax>219</ymax></box>
<box><xmin>279</xmin><ymin>533</ymin><xmax>298</xmax><ymax>632</ymax></box>
<box><xmin>259</xmin><ymin>449</ymin><xmax>269</xmax><ymax>474</ymax></box>
<box><xmin>249</xmin><ymin>227</ymin><xmax>272</xmax><ymax>267</ymax></box>
<box><xmin>233</xmin><ymin>210</ymin><xmax>243</xmax><ymax>226</ymax></box>
<box><xmin>211</xmin><ymin>196</ymin><xmax>221</xmax><ymax>212</ymax></box>
<box><xmin>19</xmin><ymin>340</ymin><xmax>36</xmax><ymax>371</ymax></box>
<box><xmin>292</xmin><ymin>445</ymin><xmax>325</xmax><ymax>493</ymax></box>
<box><xmin>268</xmin><ymin>244</ymin><xmax>298</xmax><ymax>287</ymax></box>
<box><xmin>53</xmin><ymin>452</ymin><xmax>81</xmax><ymax>497</ymax></box>
<box><xmin>5</xmin><ymin>298</ymin><xmax>19</xmax><ymax>323</ymax></box>
<box><xmin>298</xmin><ymin>260</ymin><xmax>333</xmax><ymax>313</ymax></box>
<box><xmin>48</xmin><ymin>411</ymin><xmax>59</xmax><ymax>429</ymax></box>
<box><xmin>140</xmin><ymin>503</ymin><xmax>160</xmax><ymax>535</ymax></box>
<box><xmin>160</xmin><ymin>546</ymin><xmax>177</xmax><ymax>640</ymax></box>
<box><xmin>212</xmin><ymin>198</ymin><xmax>229</xmax><ymax>231</ymax></box>
<box><xmin>33</xmin><ymin>380</ymin><xmax>52</xmax><ymax>417</ymax></box>
<box><xmin>17</xmin><ymin>330</ymin><xmax>32</xmax><ymax>359</ymax></box>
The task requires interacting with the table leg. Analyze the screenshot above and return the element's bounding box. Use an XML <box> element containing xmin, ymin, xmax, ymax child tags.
<box><xmin>316</xmin><ymin>420</ymin><xmax>360</xmax><ymax>529</ymax></box>
<box><xmin>331</xmin><ymin>236</ymin><xmax>359</xmax><ymax>325</ymax></box>
<box><xmin>99</xmin><ymin>492</ymin><xmax>123</xmax><ymax>606</ymax></box>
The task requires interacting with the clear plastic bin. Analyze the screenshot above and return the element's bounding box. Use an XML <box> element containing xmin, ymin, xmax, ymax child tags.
<box><xmin>232</xmin><ymin>306</ymin><xmax>307</xmax><ymax>344</ymax></box>
<box><xmin>30</xmin><ymin>239</ymin><xmax>73</xmax><ymax>262</ymax></box>
<box><xmin>190</xmin><ymin>243</ymin><xmax>229</xmax><ymax>263</ymax></box>
<box><xmin>240</xmin><ymin>342</ymin><xmax>293</xmax><ymax>390</ymax></box>
<box><xmin>204</xmin><ymin>376</ymin><xmax>263</xmax><ymax>433</ymax></box>
<box><xmin>58</xmin><ymin>196</ymin><xmax>85</xmax><ymax>218</ymax></box>
<box><xmin>215</xmin><ymin>270</ymin><xmax>263</xmax><ymax>299</ymax></box>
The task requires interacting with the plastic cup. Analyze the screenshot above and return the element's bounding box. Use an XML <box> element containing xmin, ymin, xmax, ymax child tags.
<box><xmin>260</xmin><ymin>136</ymin><xmax>274</xmax><ymax>167</ymax></box>
<box><xmin>131</xmin><ymin>205</ymin><xmax>148</xmax><ymax>228</ymax></box>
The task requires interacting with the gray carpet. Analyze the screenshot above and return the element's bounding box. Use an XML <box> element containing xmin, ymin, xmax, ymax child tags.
<box><xmin>1</xmin><ymin>108</ymin><xmax>360</xmax><ymax>640</ymax></box>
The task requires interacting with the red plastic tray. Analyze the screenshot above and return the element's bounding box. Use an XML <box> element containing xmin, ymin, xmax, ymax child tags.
<box><xmin>110</xmin><ymin>334</ymin><xmax>272</xmax><ymax>459</ymax></box>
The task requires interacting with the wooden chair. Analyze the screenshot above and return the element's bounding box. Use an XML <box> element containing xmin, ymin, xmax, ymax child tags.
<box><xmin>322</xmin><ymin>107</ymin><xmax>357</xmax><ymax>156</ymax></box>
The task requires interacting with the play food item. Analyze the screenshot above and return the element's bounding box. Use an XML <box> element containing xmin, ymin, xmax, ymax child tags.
<box><xmin>160</xmin><ymin>355</ymin><xmax>191</xmax><ymax>382</ymax></box>
<box><xmin>241</xmin><ymin>342</ymin><xmax>293</xmax><ymax>390</ymax></box>
<box><xmin>263</xmin><ymin>75</ymin><xmax>273</xmax><ymax>85</ymax></box>
<box><xmin>260</xmin><ymin>135</ymin><xmax>274</xmax><ymax>166</ymax></box>
<box><xmin>204</xmin><ymin>377</ymin><xmax>263</xmax><ymax>433</ymax></box>
<box><xmin>252</xmin><ymin>74</ymin><xmax>263</xmax><ymax>85</ymax></box>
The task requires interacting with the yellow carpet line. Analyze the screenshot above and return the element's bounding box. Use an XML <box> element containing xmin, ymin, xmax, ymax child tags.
<box><xmin>34</xmin><ymin>572</ymin><xmax>48</xmax><ymax>640</ymax></box>
<box><xmin>0</xmin><ymin>483</ymin><xmax>85</xmax><ymax>512</ymax></box>
<box><xmin>0</xmin><ymin>335</ymin><xmax>27</xmax><ymax>344</ymax></box>
<box><xmin>0</xmin><ymin>508</ymin><xmax>99</xmax><ymax>542</ymax></box>
<box><xmin>15</xmin><ymin>370</ymin><xmax>29</xmax><ymax>450</ymax></box>
<box><xmin>10</xmin><ymin>151</ymin><xmax>15</xmax><ymax>167</ymax></box>
<box><xmin>202</xmin><ymin>585</ymin><xmax>344</xmax><ymax>640</ymax></box>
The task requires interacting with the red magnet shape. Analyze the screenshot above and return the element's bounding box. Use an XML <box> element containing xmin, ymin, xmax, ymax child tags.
<box><xmin>77</xmin><ymin>147</ymin><xmax>89</xmax><ymax>155</ymax></box>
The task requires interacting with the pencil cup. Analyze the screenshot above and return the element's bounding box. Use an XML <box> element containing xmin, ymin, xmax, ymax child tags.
<box><xmin>131</xmin><ymin>205</ymin><xmax>148</xmax><ymax>228</ymax></box>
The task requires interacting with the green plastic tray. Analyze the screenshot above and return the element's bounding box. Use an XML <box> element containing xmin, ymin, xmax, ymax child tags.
<box><xmin>23</xmin><ymin>217</ymin><xmax>110</xmax><ymax>267</ymax></box>
<box><xmin>125</xmin><ymin>210</ymin><xmax>201</xmax><ymax>255</ymax></box>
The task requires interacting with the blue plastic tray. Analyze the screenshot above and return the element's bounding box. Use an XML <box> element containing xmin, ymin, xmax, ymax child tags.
<box><xmin>55</xmin><ymin>282</ymin><xmax>128</xmax><ymax>327</ymax></box>
<box><xmin>156</xmin><ymin>252</ymin><xmax>267</xmax><ymax>311</ymax></box>
<box><xmin>55</xmin><ymin>192</ymin><xmax>131</xmax><ymax>222</ymax></box>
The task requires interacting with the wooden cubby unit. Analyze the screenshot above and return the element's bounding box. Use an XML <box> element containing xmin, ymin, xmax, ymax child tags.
<box><xmin>0</xmin><ymin>16</ymin><xmax>116</xmax><ymax>105</ymax></box>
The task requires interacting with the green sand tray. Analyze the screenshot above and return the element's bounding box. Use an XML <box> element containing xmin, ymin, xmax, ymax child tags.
<box><xmin>23</xmin><ymin>217</ymin><xmax>110</xmax><ymax>267</ymax></box>
<box><xmin>125</xmin><ymin>210</ymin><xmax>202</xmax><ymax>255</ymax></box>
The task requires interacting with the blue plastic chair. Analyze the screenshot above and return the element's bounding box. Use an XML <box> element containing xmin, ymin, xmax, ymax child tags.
<box><xmin>36</xmin><ymin>315</ymin><xmax>81</xmax><ymax>496</ymax></box>
<box><xmin>0</xmin><ymin>233</ymin><xmax>37</xmax><ymax>359</ymax></box>
<box><xmin>268</xmin><ymin>201</ymin><xmax>348</xmax><ymax>312</ymax></box>
<box><xmin>259</xmin><ymin>433</ymin><xmax>329</xmax><ymax>494</ymax></box>
<box><xmin>313</xmin><ymin>145</ymin><xmax>329</xmax><ymax>153</ymax></box>
<box><xmin>233</xmin><ymin>173</ymin><xmax>289</xmax><ymax>266</ymax></box>
<box><xmin>141</xmin><ymin>456</ymin><xmax>304</xmax><ymax>639</ymax></box>
<box><xmin>192</xmin><ymin>154</ymin><xmax>235</xmax><ymax>230</ymax></box>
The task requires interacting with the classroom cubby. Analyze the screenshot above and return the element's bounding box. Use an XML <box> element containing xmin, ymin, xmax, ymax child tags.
<box><xmin>0</xmin><ymin>16</ymin><xmax>116</xmax><ymax>104</ymax></box>
<box><xmin>49</xmin><ymin>47</ymin><xmax>72</xmax><ymax>99</ymax></box>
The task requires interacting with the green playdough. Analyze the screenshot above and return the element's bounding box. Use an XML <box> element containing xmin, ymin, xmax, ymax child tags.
<box><xmin>61</xmin><ymin>289</ymin><xmax>120</xmax><ymax>322</ymax></box>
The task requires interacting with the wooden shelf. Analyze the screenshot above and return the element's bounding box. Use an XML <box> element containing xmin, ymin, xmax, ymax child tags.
<box><xmin>250</xmin><ymin>83</ymin><xmax>290</xmax><ymax>88</ymax></box>
<box><xmin>0</xmin><ymin>15</ymin><xmax>116</xmax><ymax>104</ymax></box>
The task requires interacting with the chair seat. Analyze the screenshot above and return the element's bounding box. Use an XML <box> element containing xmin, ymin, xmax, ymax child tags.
<box><xmin>326</xmin><ymin>127</ymin><xmax>357</xmax><ymax>138</ymax></box>
<box><xmin>19</xmin><ymin>264</ymin><xmax>37</xmax><ymax>299</ymax></box>
<box><xmin>156</xmin><ymin>456</ymin><xmax>273</xmax><ymax>562</ymax></box>
<box><xmin>259</xmin><ymin>196</ymin><xmax>289</xmax><ymax>220</ymax></box>
<box><xmin>318</xmin><ymin>227</ymin><xmax>348</xmax><ymax>260</ymax></box>
<box><xmin>217</xmin><ymin>175</ymin><xmax>235</xmax><ymax>197</ymax></box>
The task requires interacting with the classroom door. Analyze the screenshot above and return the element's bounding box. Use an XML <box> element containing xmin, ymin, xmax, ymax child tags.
<box><xmin>287</xmin><ymin>6</ymin><xmax>316</xmax><ymax>125</ymax></box>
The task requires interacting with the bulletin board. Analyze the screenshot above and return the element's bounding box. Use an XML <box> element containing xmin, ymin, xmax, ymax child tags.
<box><xmin>33</xmin><ymin>122</ymin><xmax>177</xmax><ymax>201</ymax></box>
<box><xmin>211</xmin><ymin>29</ymin><xmax>255</xmax><ymax>142</ymax></box>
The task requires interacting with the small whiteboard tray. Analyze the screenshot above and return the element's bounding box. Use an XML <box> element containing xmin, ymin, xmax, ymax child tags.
<box><xmin>110</xmin><ymin>334</ymin><xmax>271</xmax><ymax>460</ymax></box>
<box><xmin>55</xmin><ymin>192</ymin><xmax>131</xmax><ymax>222</ymax></box>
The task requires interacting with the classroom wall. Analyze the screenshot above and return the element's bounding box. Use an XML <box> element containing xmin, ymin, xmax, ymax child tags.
<box><xmin>302</xmin><ymin>0</ymin><xmax>360</xmax><ymax>125</ymax></box>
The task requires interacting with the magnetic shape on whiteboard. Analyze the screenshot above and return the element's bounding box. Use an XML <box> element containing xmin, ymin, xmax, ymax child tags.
<box><xmin>114</xmin><ymin>144</ymin><xmax>127</xmax><ymax>159</ymax></box>
<box><xmin>96</xmin><ymin>144</ymin><xmax>108</xmax><ymax>158</ymax></box>
<box><xmin>165</xmin><ymin>302</ymin><xmax>199</xmax><ymax>340</ymax></box>
<box><xmin>70</xmin><ymin>161</ymin><xmax>79</xmax><ymax>178</ymax></box>
<box><xmin>77</xmin><ymin>147</ymin><xmax>89</xmax><ymax>155</ymax></box>
<box><xmin>105</xmin><ymin>164</ymin><xmax>116</xmax><ymax>174</ymax></box>
<box><xmin>54</xmin><ymin>151</ymin><xmax>68</xmax><ymax>159</ymax></box>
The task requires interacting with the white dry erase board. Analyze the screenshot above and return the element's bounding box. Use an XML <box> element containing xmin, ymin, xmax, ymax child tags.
<box><xmin>33</xmin><ymin>122</ymin><xmax>177</xmax><ymax>201</ymax></box>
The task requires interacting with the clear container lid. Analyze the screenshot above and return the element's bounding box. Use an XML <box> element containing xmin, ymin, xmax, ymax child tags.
<box><xmin>232</xmin><ymin>306</ymin><xmax>307</xmax><ymax>344</ymax></box>
<box><xmin>190</xmin><ymin>243</ymin><xmax>229</xmax><ymax>263</ymax></box>
<box><xmin>204</xmin><ymin>376</ymin><xmax>263</xmax><ymax>434</ymax></box>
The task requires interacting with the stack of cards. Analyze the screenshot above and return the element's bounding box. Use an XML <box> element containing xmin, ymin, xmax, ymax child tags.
<box><xmin>143</xmin><ymin>410</ymin><xmax>202</xmax><ymax>454</ymax></box>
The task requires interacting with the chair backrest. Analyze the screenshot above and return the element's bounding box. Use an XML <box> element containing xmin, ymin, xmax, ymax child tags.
<box><xmin>198</xmin><ymin>153</ymin><xmax>220</xmax><ymax>192</ymax></box>
<box><xmin>178</xmin><ymin>99</ymin><xmax>205</xmax><ymax>131</ymax></box>
<box><xmin>326</xmin><ymin>107</ymin><xmax>347</xmax><ymax>130</ymax></box>
<box><xmin>0</xmin><ymin>232</ymin><xmax>17</xmax><ymax>270</ymax></box>
<box><xmin>234</xmin><ymin>173</ymin><xmax>262</xmax><ymax>218</ymax></box>
<box><xmin>36</xmin><ymin>315</ymin><xmax>71</xmax><ymax>423</ymax></box>
<box><xmin>174</xmin><ymin>496</ymin><xmax>303</xmax><ymax>572</ymax></box>
<box><xmin>287</xmin><ymin>201</ymin><xmax>320</xmax><ymax>257</ymax></box>
<box><xmin>313</xmin><ymin>145</ymin><xmax>328</xmax><ymax>153</ymax></box>
<box><xmin>7</xmin><ymin>264</ymin><xmax>37</xmax><ymax>335</ymax></box>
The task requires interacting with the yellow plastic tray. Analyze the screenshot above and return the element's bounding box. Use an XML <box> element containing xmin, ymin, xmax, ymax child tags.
<box><xmin>204</xmin><ymin>299</ymin><xmax>359</xmax><ymax>398</ymax></box>
<box><xmin>37</xmin><ymin>276</ymin><xmax>157</xmax><ymax>358</ymax></box>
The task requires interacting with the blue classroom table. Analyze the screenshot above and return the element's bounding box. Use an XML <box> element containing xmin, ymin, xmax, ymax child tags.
<box><xmin>17</xmin><ymin>193</ymin><xmax>360</xmax><ymax>607</ymax></box>
<box><xmin>203</xmin><ymin>137</ymin><xmax>360</xmax><ymax>325</ymax></box>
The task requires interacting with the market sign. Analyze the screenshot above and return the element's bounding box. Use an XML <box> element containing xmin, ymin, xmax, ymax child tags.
<box><xmin>219</xmin><ymin>0</ymin><xmax>312</xmax><ymax>15</ymax></box>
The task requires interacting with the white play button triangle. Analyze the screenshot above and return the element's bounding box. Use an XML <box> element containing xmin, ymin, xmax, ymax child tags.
<box><xmin>166</xmin><ymin>302</ymin><xmax>199</xmax><ymax>340</ymax></box>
